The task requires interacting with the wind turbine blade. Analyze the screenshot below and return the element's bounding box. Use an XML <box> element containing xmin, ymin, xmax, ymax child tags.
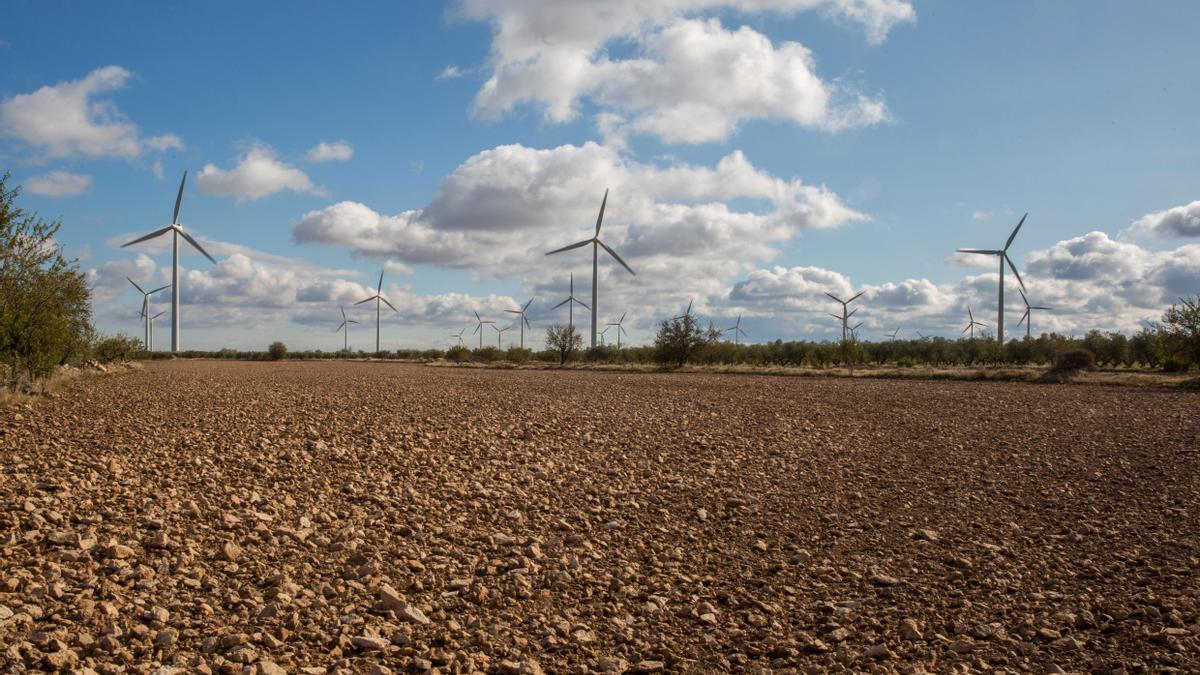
<box><xmin>348</xmin><ymin>320</ymin><xmax>360</xmax><ymax>324</ymax></box>
<box><xmin>341</xmin><ymin>305</ymin><xmax>347</xmax><ymax>321</ymax></box>
<box><xmin>848</xmin><ymin>291</ymin><xmax>865</xmax><ymax>304</ymax></box>
<box><xmin>551</xmin><ymin>298</ymin><xmax>570</xmax><ymax>310</ymax></box>
<box><xmin>1032</xmin><ymin>306</ymin><xmax>1052</xmax><ymax>311</ymax></box>
<box><xmin>140</xmin><ymin>297</ymin><xmax>147</xmax><ymax>319</ymax></box>
<box><xmin>121</xmin><ymin>226</ymin><xmax>173</xmax><ymax>248</ymax></box>
<box><xmin>474</xmin><ymin>310</ymin><xmax>481</xmax><ymax>321</ymax></box>
<box><xmin>336</xmin><ymin>321</ymin><xmax>347</xmax><ymax>332</ymax></box>
<box><xmin>962</xmin><ymin>325</ymin><xmax>970</xmax><ymax>334</ymax></box>
<box><xmin>472</xmin><ymin>324</ymin><xmax>480</xmax><ymax>335</ymax></box>
<box><xmin>619</xmin><ymin>312</ymin><xmax>626</xmax><ymax>323</ymax></box>
<box><xmin>1018</xmin><ymin>310</ymin><xmax>1028</xmax><ymax>326</ymax></box>
<box><xmin>173</xmin><ymin>172</ymin><xmax>187</xmax><ymax>224</ymax></box>
<box><xmin>829</xmin><ymin>314</ymin><xmax>841</xmax><ymax>321</ymax></box>
<box><xmin>1004</xmin><ymin>213</ymin><xmax>1027</xmax><ymax>251</ymax></box>
<box><xmin>1005</xmin><ymin>253</ymin><xmax>1026</xmax><ymax>291</ymax></box>
<box><xmin>1018</xmin><ymin>287</ymin><xmax>1029</xmax><ymax>306</ymax></box>
<box><xmin>824</xmin><ymin>291</ymin><xmax>843</xmax><ymax>304</ymax></box>
<box><xmin>575</xmin><ymin>299</ymin><xmax>591</xmax><ymax>311</ymax></box>
<box><xmin>151</xmin><ymin>311</ymin><xmax>166</xmax><ymax>320</ymax></box>
<box><xmin>957</xmin><ymin>248</ymin><xmax>1000</xmax><ymax>255</ymax></box>
<box><xmin>595</xmin><ymin>188</ymin><xmax>608</xmax><ymax>236</ymax></box>
<box><xmin>846</xmin><ymin>308</ymin><xmax>858</xmax><ymax>319</ymax></box>
<box><xmin>597</xmin><ymin>239</ymin><xmax>635</xmax><ymax>276</ymax></box>
<box><xmin>377</xmin><ymin>270</ymin><xmax>384</xmax><ymax>293</ymax></box>
<box><xmin>686</xmin><ymin>299</ymin><xmax>693</xmax><ymax>315</ymax></box>
<box><xmin>354</xmin><ymin>296</ymin><xmax>375</xmax><ymax>306</ymax></box>
<box><xmin>505</xmin><ymin>309</ymin><xmax>520</xmax><ymax>314</ymax></box>
<box><xmin>380</xmin><ymin>296</ymin><xmax>399</xmax><ymax>313</ymax></box>
<box><xmin>147</xmin><ymin>284</ymin><xmax>170</xmax><ymax>295</ymax></box>
<box><xmin>127</xmin><ymin>277</ymin><xmax>147</xmax><ymax>294</ymax></box>
<box><xmin>620</xmin><ymin>326</ymin><xmax>627</xmax><ymax>336</ymax></box>
<box><xmin>523</xmin><ymin>315</ymin><xmax>531</xmax><ymax>329</ymax></box>
<box><xmin>968</xmin><ymin>307</ymin><xmax>974</xmax><ymax>321</ymax></box>
<box><xmin>545</xmin><ymin>239</ymin><xmax>593</xmax><ymax>256</ymax></box>
<box><xmin>523</xmin><ymin>297</ymin><xmax>535</xmax><ymax>311</ymax></box>
<box><xmin>178</xmin><ymin>229</ymin><xmax>217</xmax><ymax>264</ymax></box>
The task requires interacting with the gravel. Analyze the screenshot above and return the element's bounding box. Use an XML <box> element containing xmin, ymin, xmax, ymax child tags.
<box><xmin>1</xmin><ymin>360</ymin><xmax>1197</xmax><ymax>673</ymax></box>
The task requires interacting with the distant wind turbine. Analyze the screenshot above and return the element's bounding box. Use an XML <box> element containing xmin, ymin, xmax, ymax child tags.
<box><xmin>127</xmin><ymin>277</ymin><xmax>170</xmax><ymax>349</ymax></box>
<box><xmin>606</xmin><ymin>312</ymin><xmax>629</xmax><ymax>349</ymax></box>
<box><xmin>504</xmin><ymin>297</ymin><xmax>535</xmax><ymax>349</ymax></box>
<box><xmin>849</xmin><ymin>321</ymin><xmax>864</xmax><ymax>341</ymax></box>
<box><xmin>674</xmin><ymin>299</ymin><xmax>694</xmax><ymax>321</ymax></box>
<box><xmin>1017</xmin><ymin>289</ymin><xmax>1052</xmax><ymax>338</ymax></box>
<box><xmin>826</xmin><ymin>291</ymin><xmax>864</xmax><ymax>342</ymax></box>
<box><xmin>962</xmin><ymin>307</ymin><xmax>988</xmax><ymax>339</ymax></box>
<box><xmin>148</xmin><ymin>310</ymin><xmax>166</xmax><ymax>352</ymax></box>
<box><xmin>545</xmin><ymin>189</ymin><xmax>636</xmax><ymax>349</ymax></box>
<box><xmin>354</xmin><ymin>270</ymin><xmax>398</xmax><ymax>352</ymax></box>
<box><xmin>886</xmin><ymin>326</ymin><xmax>901</xmax><ymax>340</ymax></box>
<box><xmin>551</xmin><ymin>273</ymin><xmax>590</xmax><ymax>332</ymax></box>
<box><xmin>724</xmin><ymin>313</ymin><xmax>748</xmax><ymax>345</ymax></box>
<box><xmin>450</xmin><ymin>328</ymin><xmax>466</xmax><ymax>347</ymax></box>
<box><xmin>121</xmin><ymin>171</ymin><xmax>216</xmax><ymax>352</ymax></box>
<box><xmin>472</xmin><ymin>310</ymin><xmax>495</xmax><ymax>349</ymax></box>
<box><xmin>598</xmin><ymin>325</ymin><xmax>611</xmax><ymax>346</ymax></box>
<box><xmin>335</xmin><ymin>305</ymin><xmax>359</xmax><ymax>352</ymax></box>
<box><xmin>957</xmin><ymin>213</ymin><xmax>1028</xmax><ymax>344</ymax></box>
<box><xmin>493</xmin><ymin>323</ymin><xmax>511</xmax><ymax>350</ymax></box>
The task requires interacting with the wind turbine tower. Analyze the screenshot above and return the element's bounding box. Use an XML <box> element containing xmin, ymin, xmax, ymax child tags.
<box><xmin>335</xmin><ymin>305</ymin><xmax>359</xmax><ymax>352</ymax></box>
<box><xmin>551</xmin><ymin>273</ymin><xmax>590</xmax><ymax>332</ymax></box>
<box><xmin>354</xmin><ymin>270</ymin><xmax>398</xmax><ymax>352</ymax></box>
<box><xmin>606</xmin><ymin>312</ymin><xmax>629</xmax><ymax>349</ymax></box>
<box><xmin>724</xmin><ymin>313</ymin><xmax>748</xmax><ymax>345</ymax></box>
<box><xmin>957</xmin><ymin>213</ymin><xmax>1028</xmax><ymax>344</ymax></box>
<box><xmin>472</xmin><ymin>311</ymin><xmax>495</xmax><ymax>349</ymax></box>
<box><xmin>504</xmin><ymin>297</ymin><xmax>535</xmax><ymax>349</ymax></box>
<box><xmin>127</xmin><ymin>277</ymin><xmax>169</xmax><ymax>348</ymax></box>
<box><xmin>1017</xmin><ymin>289</ymin><xmax>1052</xmax><ymax>338</ymax></box>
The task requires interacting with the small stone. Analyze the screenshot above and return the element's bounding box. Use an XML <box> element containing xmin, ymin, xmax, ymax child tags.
<box><xmin>864</xmin><ymin>643</ymin><xmax>890</xmax><ymax>659</ymax></box>
<box><xmin>899</xmin><ymin>618</ymin><xmax>923</xmax><ymax>640</ymax></box>
<box><xmin>869</xmin><ymin>573</ymin><xmax>902</xmax><ymax>587</ymax></box>
<box><xmin>398</xmin><ymin>603</ymin><xmax>431</xmax><ymax>625</ymax></box>
<box><xmin>258</xmin><ymin>661</ymin><xmax>288</xmax><ymax>675</ymax></box>
<box><xmin>597</xmin><ymin>657</ymin><xmax>629</xmax><ymax>673</ymax></box>
<box><xmin>105</xmin><ymin>543</ymin><xmax>135</xmax><ymax>559</ymax></box>
<box><xmin>145</xmin><ymin>606</ymin><xmax>170</xmax><ymax>624</ymax></box>
<box><xmin>695</xmin><ymin>508</ymin><xmax>708</xmax><ymax>522</ymax></box>
<box><xmin>154</xmin><ymin>629</ymin><xmax>178</xmax><ymax>649</ymax></box>
<box><xmin>221</xmin><ymin>541</ymin><xmax>242</xmax><ymax>562</ymax></box>
<box><xmin>351</xmin><ymin>635</ymin><xmax>390</xmax><ymax>651</ymax></box>
<box><xmin>753</xmin><ymin>540</ymin><xmax>768</xmax><ymax>552</ymax></box>
<box><xmin>633</xmin><ymin>661</ymin><xmax>665</xmax><ymax>673</ymax></box>
<box><xmin>914</xmin><ymin>528</ymin><xmax>940</xmax><ymax>542</ymax></box>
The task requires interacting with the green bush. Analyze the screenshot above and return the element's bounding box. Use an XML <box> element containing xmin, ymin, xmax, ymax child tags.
<box><xmin>268</xmin><ymin>341</ymin><xmax>288</xmax><ymax>360</ymax></box>
<box><xmin>545</xmin><ymin>324</ymin><xmax>583</xmax><ymax>364</ymax></box>
<box><xmin>446</xmin><ymin>345</ymin><xmax>470</xmax><ymax>362</ymax></box>
<box><xmin>1052</xmin><ymin>349</ymin><xmax>1095</xmax><ymax>372</ymax></box>
<box><xmin>506</xmin><ymin>346</ymin><xmax>532</xmax><ymax>363</ymax></box>
<box><xmin>93</xmin><ymin>334</ymin><xmax>143</xmax><ymax>363</ymax></box>
<box><xmin>1</xmin><ymin>173</ymin><xmax>94</xmax><ymax>389</ymax></box>
<box><xmin>895</xmin><ymin>355</ymin><xmax>917</xmax><ymax>368</ymax></box>
<box><xmin>473</xmin><ymin>346</ymin><xmax>502</xmax><ymax>362</ymax></box>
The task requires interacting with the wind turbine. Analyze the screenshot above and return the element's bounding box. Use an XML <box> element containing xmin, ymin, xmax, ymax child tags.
<box><xmin>957</xmin><ymin>213</ymin><xmax>1028</xmax><ymax>344</ymax></box>
<box><xmin>599</xmin><ymin>325</ymin><xmax>611</xmax><ymax>346</ymax></box>
<box><xmin>606</xmin><ymin>312</ymin><xmax>629</xmax><ymax>349</ymax></box>
<box><xmin>127</xmin><ymin>277</ymin><xmax>170</xmax><ymax>349</ymax></box>
<box><xmin>335</xmin><ymin>305</ymin><xmax>359</xmax><ymax>352</ymax></box>
<box><xmin>886</xmin><ymin>326</ymin><xmax>901</xmax><ymax>340</ymax></box>
<box><xmin>1017</xmin><ymin>289</ymin><xmax>1052</xmax><ymax>338</ymax></box>
<box><xmin>849</xmin><ymin>321</ymin><xmax>864</xmax><ymax>341</ymax></box>
<box><xmin>120</xmin><ymin>172</ymin><xmax>216</xmax><ymax>352</ymax></box>
<box><xmin>962</xmin><ymin>307</ymin><xmax>988</xmax><ymax>339</ymax></box>
<box><xmin>450</xmin><ymin>328</ymin><xmax>466</xmax><ymax>347</ymax></box>
<box><xmin>504</xmin><ymin>297</ymin><xmax>535</xmax><ymax>349</ymax></box>
<box><xmin>148</xmin><ymin>310</ymin><xmax>166</xmax><ymax>352</ymax></box>
<box><xmin>825</xmin><ymin>291</ymin><xmax>865</xmax><ymax>342</ymax></box>
<box><xmin>916</xmin><ymin>331</ymin><xmax>929</xmax><ymax>340</ymax></box>
<box><xmin>472</xmin><ymin>310</ymin><xmax>495</xmax><ymax>349</ymax></box>
<box><xmin>551</xmin><ymin>273</ymin><xmax>590</xmax><ymax>332</ymax></box>
<box><xmin>354</xmin><ymin>270</ymin><xmax>398</xmax><ymax>353</ymax></box>
<box><xmin>673</xmin><ymin>299</ymin><xmax>694</xmax><ymax>321</ymax></box>
<box><xmin>493</xmin><ymin>324</ymin><xmax>511</xmax><ymax>350</ymax></box>
<box><xmin>724</xmin><ymin>314</ymin><xmax>748</xmax><ymax>345</ymax></box>
<box><xmin>545</xmin><ymin>189</ymin><xmax>636</xmax><ymax>349</ymax></box>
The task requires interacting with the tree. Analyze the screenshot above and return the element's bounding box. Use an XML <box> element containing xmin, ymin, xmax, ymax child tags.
<box><xmin>1157</xmin><ymin>294</ymin><xmax>1200</xmax><ymax>370</ymax></box>
<box><xmin>1</xmin><ymin>173</ymin><xmax>93</xmax><ymax>389</ymax></box>
<box><xmin>545</xmin><ymin>324</ymin><xmax>582</xmax><ymax>364</ymax></box>
<box><xmin>654</xmin><ymin>315</ymin><xmax>719</xmax><ymax>367</ymax></box>
<box><xmin>268</xmin><ymin>341</ymin><xmax>288</xmax><ymax>360</ymax></box>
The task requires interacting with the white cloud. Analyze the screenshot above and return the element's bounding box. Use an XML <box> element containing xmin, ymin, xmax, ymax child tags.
<box><xmin>197</xmin><ymin>144</ymin><xmax>322</xmax><ymax>202</ymax></box>
<box><xmin>437</xmin><ymin>65</ymin><xmax>468</xmax><ymax>80</ymax></box>
<box><xmin>305</xmin><ymin>140</ymin><xmax>354</xmax><ymax>162</ymax></box>
<box><xmin>971</xmin><ymin>210</ymin><xmax>992</xmax><ymax>221</ymax></box>
<box><xmin>1127</xmin><ymin>200</ymin><xmax>1200</xmax><ymax>239</ymax></box>
<box><xmin>24</xmin><ymin>171</ymin><xmax>92</xmax><ymax>197</ymax></box>
<box><xmin>0</xmin><ymin>66</ymin><xmax>183</xmax><ymax>160</ymax></box>
<box><xmin>456</xmin><ymin>0</ymin><xmax>911</xmax><ymax>144</ymax></box>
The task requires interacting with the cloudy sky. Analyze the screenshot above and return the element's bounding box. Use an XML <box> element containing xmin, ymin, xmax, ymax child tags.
<box><xmin>2</xmin><ymin>1</ymin><xmax>1198</xmax><ymax>351</ymax></box>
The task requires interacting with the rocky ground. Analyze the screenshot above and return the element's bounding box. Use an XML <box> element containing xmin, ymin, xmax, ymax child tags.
<box><xmin>1</xmin><ymin>360</ymin><xmax>1197</xmax><ymax>674</ymax></box>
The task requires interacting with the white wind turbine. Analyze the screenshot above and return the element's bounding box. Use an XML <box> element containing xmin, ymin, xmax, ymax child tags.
<box><xmin>886</xmin><ymin>326</ymin><xmax>902</xmax><ymax>340</ymax></box>
<box><xmin>962</xmin><ymin>307</ymin><xmax>988</xmax><ymax>339</ymax></box>
<box><xmin>504</xmin><ymin>297</ymin><xmax>535</xmax><ymax>349</ymax></box>
<box><xmin>957</xmin><ymin>213</ymin><xmax>1027</xmax><ymax>344</ymax></box>
<box><xmin>121</xmin><ymin>172</ymin><xmax>216</xmax><ymax>352</ymax></box>
<box><xmin>598</xmin><ymin>325</ymin><xmax>611</xmax><ymax>346</ymax></box>
<box><xmin>545</xmin><ymin>189</ymin><xmax>636</xmax><ymax>348</ymax></box>
<box><xmin>335</xmin><ymin>305</ymin><xmax>359</xmax><ymax>352</ymax></box>
<box><xmin>127</xmin><ymin>277</ymin><xmax>170</xmax><ymax>349</ymax></box>
<box><xmin>825</xmin><ymin>291</ymin><xmax>864</xmax><ymax>342</ymax></box>
<box><xmin>606</xmin><ymin>312</ymin><xmax>629</xmax><ymax>349</ymax></box>
<box><xmin>148</xmin><ymin>310</ymin><xmax>166</xmax><ymax>352</ymax></box>
<box><xmin>354</xmin><ymin>270</ymin><xmax>398</xmax><ymax>353</ymax></box>
<box><xmin>551</xmin><ymin>273</ymin><xmax>590</xmax><ymax>332</ymax></box>
<box><xmin>724</xmin><ymin>313</ymin><xmax>748</xmax><ymax>345</ymax></box>
<box><xmin>472</xmin><ymin>311</ymin><xmax>495</xmax><ymax>349</ymax></box>
<box><xmin>493</xmin><ymin>323</ymin><xmax>512</xmax><ymax>350</ymax></box>
<box><xmin>450</xmin><ymin>328</ymin><xmax>466</xmax><ymax>347</ymax></box>
<box><xmin>1017</xmin><ymin>289</ymin><xmax>1052</xmax><ymax>339</ymax></box>
<box><xmin>674</xmin><ymin>299</ymin><xmax>695</xmax><ymax>322</ymax></box>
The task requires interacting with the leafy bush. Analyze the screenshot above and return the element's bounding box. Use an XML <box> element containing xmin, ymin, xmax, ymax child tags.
<box><xmin>896</xmin><ymin>355</ymin><xmax>918</xmax><ymax>368</ymax></box>
<box><xmin>93</xmin><ymin>334</ymin><xmax>143</xmax><ymax>363</ymax></box>
<box><xmin>268</xmin><ymin>341</ymin><xmax>288</xmax><ymax>360</ymax></box>
<box><xmin>1052</xmin><ymin>349</ymin><xmax>1095</xmax><ymax>372</ymax></box>
<box><xmin>584</xmin><ymin>345</ymin><xmax>618</xmax><ymax>362</ymax></box>
<box><xmin>506</xmin><ymin>346</ymin><xmax>532</xmax><ymax>363</ymax></box>
<box><xmin>654</xmin><ymin>315</ymin><xmax>719</xmax><ymax>367</ymax></box>
<box><xmin>1</xmin><ymin>173</ymin><xmax>94</xmax><ymax>389</ymax></box>
<box><xmin>473</xmin><ymin>346</ymin><xmax>502</xmax><ymax>362</ymax></box>
<box><xmin>446</xmin><ymin>345</ymin><xmax>470</xmax><ymax>362</ymax></box>
<box><xmin>545</xmin><ymin>324</ymin><xmax>583</xmax><ymax>364</ymax></box>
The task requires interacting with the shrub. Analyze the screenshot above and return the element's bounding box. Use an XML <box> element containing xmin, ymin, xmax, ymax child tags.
<box><xmin>473</xmin><ymin>346</ymin><xmax>502</xmax><ymax>362</ymax></box>
<box><xmin>584</xmin><ymin>345</ymin><xmax>618</xmax><ymax>362</ymax></box>
<box><xmin>268</xmin><ymin>341</ymin><xmax>288</xmax><ymax>360</ymax></box>
<box><xmin>446</xmin><ymin>345</ymin><xmax>470</xmax><ymax>362</ymax></box>
<box><xmin>1052</xmin><ymin>349</ymin><xmax>1095</xmax><ymax>372</ymax></box>
<box><xmin>895</xmin><ymin>355</ymin><xmax>917</xmax><ymax>368</ymax></box>
<box><xmin>654</xmin><ymin>315</ymin><xmax>719</xmax><ymax>367</ymax></box>
<box><xmin>1</xmin><ymin>173</ymin><xmax>94</xmax><ymax>389</ymax></box>
<box><xmin>506</xmin><ymin>346</ymin><xmax>532</xmax><ymax>363</ymax></box>
<box><xmin>546</xmin><ymin>324</ymin><xmax>583</xmax><ymax>364</ymax></box>
<box><xmin>94</xmin><ymin>334</ymin><xmax>143</xmax><ymax>363</ymax></box>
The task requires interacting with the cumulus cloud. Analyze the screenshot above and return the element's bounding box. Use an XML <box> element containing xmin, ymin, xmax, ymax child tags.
<box><xmin>437</xmin><ymin>65</ymin><xmax>468</xmax><ymax>80</ymax></box>
<box><xmin>197</xmin><ymin>144</ymin><xmax>322</xmax><ymax>201</ymax></box>
<box><xmin>305</xmin><ymin>140</ymin><xmax>354</xmax><ymax>162</ymax></box>
<box><xmin>456</xmin><ymin>1</ymin><xmax>911</xmax><ymax>144</ymax></box>
<box><xmin>0</xmin><ymin>66</ymin><xmax>183</xmax><ymax>160</ymax></box>
<box><xmin>24</xmin><ymin>171</ymin><xmax>92</xmax><ymax>197</ymax></box>
<box><xmin>1127</xmin><ymin>200</ymin><xmax>1200</xmax><ymax>239</ymax></box>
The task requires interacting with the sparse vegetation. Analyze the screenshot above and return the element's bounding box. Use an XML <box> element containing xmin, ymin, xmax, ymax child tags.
<box><xmin>268</xmin><ymin>341</ymin><xmax>288</xmax><ymax>361</ymax></box>
<box><xmin>545</xmin><ymin>324</ymin><xmax>583</xmax><ymax>364</ymax></box>
<box><xmin>93</xmin><ymin>334</ymin><xmax>144</xmax><ymax>363</ymax></box>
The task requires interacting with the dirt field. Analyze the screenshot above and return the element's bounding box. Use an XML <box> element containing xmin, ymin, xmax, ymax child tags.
<box><xmin>2</xmin><ymin>361</ymin><xmax>1197</xmax><ymax>673</ymax></box>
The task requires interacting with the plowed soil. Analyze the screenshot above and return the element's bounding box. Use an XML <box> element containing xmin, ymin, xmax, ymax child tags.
<box><xmin>2</xmin><ymin>360</ymin><xmax>1197</xmax><ymax>674</ymax></box>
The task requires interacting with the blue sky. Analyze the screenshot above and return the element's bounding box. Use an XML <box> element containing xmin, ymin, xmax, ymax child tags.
<box><xmin>3</xmin><ymin>1</ymin><xmax>1198</xmax><ymax>350</ymax></box>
